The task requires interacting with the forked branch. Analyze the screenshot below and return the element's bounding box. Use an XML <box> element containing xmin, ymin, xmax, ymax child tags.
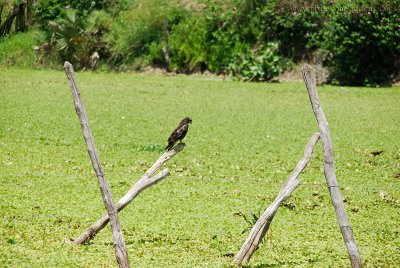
<box><xmin>73</xmin><ymin>143</ymin><xmax>186</xmax><ymax>245</ymax></box>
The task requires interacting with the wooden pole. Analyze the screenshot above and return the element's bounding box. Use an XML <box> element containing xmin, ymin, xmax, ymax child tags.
<box><xmin>73</xmin><ymin>143</ymin><xmax>186</xmax><ymax>244</ymax></box>
<box><xmin>301</xmin><ymin>64</ymin><xmax>362</xmax><ymax>267</ymax></box>
<box><xmin>231</xmin><ymin>133</ymin><xmax>320</xmax><ymax>266</ymax></box>
<box><xmin>64</xmin><ymin>62</ymin><xmax>130</xmax><ymax>268</ymax></box>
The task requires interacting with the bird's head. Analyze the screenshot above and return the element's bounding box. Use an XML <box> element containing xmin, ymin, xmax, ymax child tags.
<box><xmin>182</xmin><ymin>117</ymin><xmax>192</xmax><ymax>124</ymax></box>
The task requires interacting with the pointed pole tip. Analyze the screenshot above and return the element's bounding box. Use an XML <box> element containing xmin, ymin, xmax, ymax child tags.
<box><xmin>301</xmin><ymin>63</ymin><xmax>311</xmax><ymax>71</ymax></box>
<box><xmin>64</xmin><ymin>61</ymin><xmax>72</xmax><ymax>68</ymax></box>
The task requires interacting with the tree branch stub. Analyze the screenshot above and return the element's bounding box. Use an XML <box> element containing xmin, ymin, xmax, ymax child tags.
<box><xmin>73</xmin><ymin>143</ymin><xmax>185</xmax><ymax>245</ymax></box>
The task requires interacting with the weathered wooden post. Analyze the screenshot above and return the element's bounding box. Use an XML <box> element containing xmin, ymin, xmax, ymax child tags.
<box><xmin>64</xmin><ymin>62</ymin><xmax>130</xmax><ymax>268</ymax></box>
<box><xmin>301</xmin><ymin>64</ymin><xmax>362</xmax><ymax>267</ymax></box>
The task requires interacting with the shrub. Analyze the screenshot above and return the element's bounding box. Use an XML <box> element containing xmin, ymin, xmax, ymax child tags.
<box><xmin>33</xmin><ymin>0</ymin><xmax>108</xmax><ymax>29</ymax></box>
<box><xmin>228</xmin><ymin>43</ymin><xmax>284</xmax><ymax>81</ymax></box>
<box><xmin>106</xmin><ymin>10</ymin><xmax>164</xmax><ymax>68</ymax></box>
<box><xmin>48</xmin><ymin>9</ymin><xmax>112</xmax><ymax>69</ymax></box>
<box><xmin>105</xmin><ymin>0</ymin><xmax>187</xmax><ymax>69</ymax></box>
<box><xmin>270</xmin><ymin>1</ymin><xmax>327</xmax><ymax>60</ymax></box>
<box><xmin>321</xmin><ymin>0</ymin><xmax>400</xmax><ymax>86</ymax></box>
<box><xmin>169</xmin><ymin>1</ymin><xmax>291</xmax><ymax>77</ymax></box>
<box><xmin>169</xmin><ymin>15</ymin><xmax>208</xmax><ymax>72</ymax></box>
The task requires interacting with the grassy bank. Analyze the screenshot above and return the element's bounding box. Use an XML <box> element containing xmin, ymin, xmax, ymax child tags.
<box><xmin>0</xmin><ymin>68</ymin><xmax>399</xmax><ymax>267</ymax></box>
<box><xmin>0</xmin><ymin>30</ymin><xmax>45</xmax><ymax>69</ymax></box>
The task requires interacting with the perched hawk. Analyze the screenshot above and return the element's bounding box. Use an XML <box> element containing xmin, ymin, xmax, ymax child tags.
<box><xmin>165</xmin><ymin>117</ymin><xmax>192</xmax><ymax>150</ymax></box>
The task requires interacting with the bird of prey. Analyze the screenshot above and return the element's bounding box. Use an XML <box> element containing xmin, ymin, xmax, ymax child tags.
<box><xmin>165</xmin><ymin>117</ymin><xmax>192</xmax><ymax>150</ymax></box>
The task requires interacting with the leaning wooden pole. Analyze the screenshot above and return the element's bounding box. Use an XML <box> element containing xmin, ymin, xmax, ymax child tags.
<box><xmin>231</xmin><ymin>133</ymin><xmax>320</xmax><ymax>266</ymax></box>
<box><xmin>301</xmin><ymin>64</ymin><xmax>362</xmax><ymax>267</ymax></box>
<box><xmin>64</xmin><ymin>62</ymin><xmax>130</xmax><ymax>268</ymax></box>
<box><xmin>73</xmin><ymin>143</ymin><xmax>185</xmax><ymax>244</ymax></box>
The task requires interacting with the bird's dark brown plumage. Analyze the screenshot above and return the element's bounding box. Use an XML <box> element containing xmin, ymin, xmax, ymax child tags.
<box><xmin>166</xmin><ymin>117</ymin><xmax>192</xmax><ymax>150</ymax></box>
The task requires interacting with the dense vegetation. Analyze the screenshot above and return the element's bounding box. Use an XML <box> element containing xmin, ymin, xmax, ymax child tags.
<box><xmin>0</xmin><ymin>0</ymin><xmax>399</xmax><ymax>85</ymax></box>
<box><xmin>1</xmin><ymin>68</ymin><xmax>399</xmax><ymax>266</ymax></box>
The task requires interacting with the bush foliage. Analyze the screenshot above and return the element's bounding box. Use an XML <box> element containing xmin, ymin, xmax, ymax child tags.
<box><xmin>5</xmin><ymin>0</ymin><xmax>398</xmax><ymax>85</ymax></box>
<box><xmin>34</xmin><ymin>0</ymin><xmax>109</xmax><ymax>28</ymax></box>
<box><xmin>321</xmin><ymin>0</ymin><xmax>400</xmax><ymax>86</ymax></box>
<box><xmin>48</xmin><ymin>9</ymin><xmax>112</xmax><ymax>69</ymax></box>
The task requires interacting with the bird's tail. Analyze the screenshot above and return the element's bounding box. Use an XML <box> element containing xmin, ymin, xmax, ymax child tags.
<box><xmin>165</xmin><ymin>142</ymin><xmax>174</xmax><ymax>151</ymax></box>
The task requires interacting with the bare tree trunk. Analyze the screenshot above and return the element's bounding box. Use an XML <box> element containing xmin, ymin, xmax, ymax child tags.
<box><xmin>315</xmin><ymin>53</ymin><xmax>324</xmax><ymax>85</ymax></box>
<box><xmin>301</xmin><ymin>64</ymin><xmax>362</xmax><ymax>268</ymax></box>
<box><xmin>26</xmin><ymin>0</ymin><xmax>33</xmax><ymax>26</ymax></box>
<box><xmin>0</xmin><ymin>5</ymin><xmax>18</xmax><ymax>36</ymax></box>
<box><xmin>64</xmin><ymin>62</ymin><xmax>130</xmax><ymax>268</ymax></box>
<box><xmin>73</xmin><ymin>143</ymin><xmax>185</xmax><ymax>244</ymax></box>
<box><xmin>163</xmin><ymin>21</ymin><xmax>170</xmax><ymax>72</ymax></box>
<box><xmin>0</xmin><ymin>5</ymin><xmax>4</xmax><ymax>26</ymax></box>
<box><xmin>15</xmin><ymin>2</ymin><xmax>26</xmax><ymax>32</ymax></box>
<box><xmin>231</xmin><ymin>133</ymin><xmax>320</xmax><ymax>266</ymax></box>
